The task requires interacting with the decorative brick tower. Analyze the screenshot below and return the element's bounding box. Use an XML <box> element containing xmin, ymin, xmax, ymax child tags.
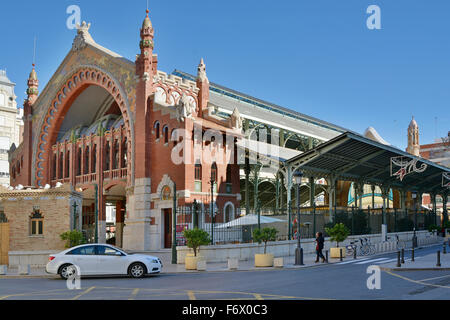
<box><xmin>22</xmin><ymin>64</ymin><xmax>39</xmax><ymax>186</ymax></box>
<box><xmin>406</xmin><ymin>116</ymin><xmax>420</xmax><ymax>157</ymax></box>
<box><xmin>197</xmin><ymin>58</ymin><xmax>209</xmax><ymax>117</ymax></box>
<box><xmin>123</xmin><ymin>10</ymin><xmax>158</xmax><ymax>250</ymax></box>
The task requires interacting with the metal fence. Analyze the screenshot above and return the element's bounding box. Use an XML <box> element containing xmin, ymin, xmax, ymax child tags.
<box><xmin>175</xmin><ymin>205</ymin><xmax>442</xmax><ymax>245</ymax></box>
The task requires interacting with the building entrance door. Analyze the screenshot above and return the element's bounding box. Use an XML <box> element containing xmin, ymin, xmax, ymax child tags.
<box><xmin>164</xmin><ymin>209</ymin><xmax>172</xmax><ymax>249</ymax></box>
<box><xmin>0</xmin><ymin>213</ymin><xmax>9</xmax><ymax>265</ymax></box>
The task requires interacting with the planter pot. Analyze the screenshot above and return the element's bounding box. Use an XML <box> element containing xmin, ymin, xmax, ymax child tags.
<box><xmin>330</xmin><ymin>247</ymin><xmax>346</xmax><ymax>259</ymax></box>
<box><xmin>254</xmin><ymin>254</ymin><xmax>274</xmax><ymax>267</ymax></box>
<box><xmin>185</xmin><ymin>254</ymin><xmax>203</xmax><ymax>270</ymax></box>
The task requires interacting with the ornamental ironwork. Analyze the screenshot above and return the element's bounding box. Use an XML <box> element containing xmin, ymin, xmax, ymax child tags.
<box><xmin>390</xmin><ymin>156</ymin><xmax>427</xmax><ymax>182</ymax></box>
<box><xmin>443</xmin><ymin>172</ymin><xmax>450</xmax><ymax>188</ymax></box>
<box><xmin>0</xmin><ymin>211</ymin><xmax>7</xmax><ymax>223</ymax></box>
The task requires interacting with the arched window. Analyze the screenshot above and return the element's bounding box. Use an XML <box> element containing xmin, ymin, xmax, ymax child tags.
<box><xmin>195</xmin><ymin>163</ymin><xmax>202</xmax><ymax>181</ymax></box>
<box><xmin>12</xmin><ymin>165</ymin><xmax>16</xmax><ymax>180</ymax></box>
<box><xmin>226</xmin><ymin>165</ymin><xmax>232</xmax><ymax>194</ymax></box>
<box><xmin>211</xmin><ymin>162</ymin><xmax>218</xmax><ymax>193</ymax></box>
<box><xmin>52</xmin><ymin>154</ymin><xmax>57</xmax><ymax>179</ymax></box>
<box><xmin>122</xmin><ymin>139</ymin><xmax>127</xmax><ymax>168</ymax></box>
<box><xmin>30</xmin><ymin>208</ymin><xmax>44</xmax><ymax>236</ymax></box>
<box><xmin>77</xmin><ymin>147</ymin><xmax>82</xmax><ymax>176</ymax></box>
<box><xmin>163</xmin><ymin>126</ymin><xmax>169</xmax><ymax>144</ymax></box>
<box><xmin>113</xmin><ymin>140</ymin><xmax>120</xmax><ymax>170</ymax></box>
<box><xmin>105</xmin><ymin>142</ymin><xmax>111</xmax><ymax>171</ymax></box>
<box><xmin>195</xmin><ymin>162</ymin><xmax>202</xmax><ymax>192</ymax></box>
<box><xmin>154</xmin><ymin>121</ymin><xmax>160</xmax><ymax>140</ymax></box>
<box><xmin>211</xmin><ymin>162</ymin><xmax>218</xmax><ymax>182</ymax></box>
<box><xmin>84</xmin><ymin>146</ymin><xmax>89</xmax><ymax>175</ymax></box>
<box><xmin>65</xmin><ymin>151</ymin><xmax>70</xmax><ymax>178</ymax></box>
<box><xmin>171</xmin><ymin>129</ymin><xmax>178</xmax><ymax>146</ymax></box>
<box><xmin>224</xmin><ymin>203</ymin><xmax>235</xmax><ymax>223</ymax></box>
<box><xmin>59</xmin><ymin>152</ymin><xmax>64</xmax><ymax>178</ymax></box>
<box><xmin>91</xmin><ymin>145</ymin><xmax>97</xmax><ymax>173</ymax></box>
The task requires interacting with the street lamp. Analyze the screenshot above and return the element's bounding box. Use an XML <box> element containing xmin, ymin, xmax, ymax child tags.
<box><xmin>293</xmin><ymin>170</ymin><xmax>304</xmax><ymax>265</ymax></box>
<box><xmin>210</xmin><ymin>172</ymin><xmax>216</xmax><ymax>245</ymax></box>
<box><xmin>412</xmin><ymin>192</ymin><xmax>418</xmax><ymax>248</ymax></box>
<box><xmin>172</xmin><ymin>182</ymin><xmax>177</xmax><ymax>264</ymax></box>
<box><xmin>72</xmin><ymin>201</ymin><xmax>78</xmax><ymax>232</ymax></box>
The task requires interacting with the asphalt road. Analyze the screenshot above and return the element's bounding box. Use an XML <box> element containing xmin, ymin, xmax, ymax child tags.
<box><xmin>0</xmin><ymin>244</ymin><xmax>448</xmax><ymax>300</ymax></box>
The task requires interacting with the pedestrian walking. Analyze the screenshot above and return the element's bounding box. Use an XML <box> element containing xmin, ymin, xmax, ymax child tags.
<box><xmin>315</xmin><ymin>232</ymin><xmax>326</xmax><ymax>263</ymax></box>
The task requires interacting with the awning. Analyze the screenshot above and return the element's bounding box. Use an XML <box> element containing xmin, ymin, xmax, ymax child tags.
<box><xmin>215</xmin><ymin>214</ymin><xmax>284</xmax><ymax>229</ymax></box>
<box><xmin>285</xmin><ymin>132</ymin><xmax>450</xmax><ymax>195</ymax></box>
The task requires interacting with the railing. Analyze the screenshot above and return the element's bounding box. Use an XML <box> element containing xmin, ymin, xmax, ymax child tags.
<box><xmin>75</xmin><ymin>173</ymin><xmax>97</xmax><ymax>185</ymax></box>
<box><xmin>104</xmin><ymin>168</ymin><xmax>127</xmax><ymax>180</ymax></box>
<box><xmin>175</xmin><ymin>205</ymin><xmax>444</xmax><ymax>246</ymax></box>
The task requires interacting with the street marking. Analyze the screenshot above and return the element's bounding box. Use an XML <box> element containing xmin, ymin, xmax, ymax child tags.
<box><xmin>128</xmin><ymin>288</ymin><xmax>140</xmax><ymax>300</ymax></box>
<box><xmin>384</xmin><ymin>270</ymin><xmax>450</xmax><ymax>289</ymax></box>
<box><xmin>419</xmin><ymin>274</ymin><xmax>450</xmax><ymax>282</ymax></box>
<box><xmin>336</xmin><ymin>258</ymin><xmax>370</xmax><ymax>265</ymax></box>
<box><xmin>253</xmin><ymin>294</ymin><xmax>264</xmax><ymax>300</ymax></box>
<box><xmin>355</xmin><ymin>258</ymin><xmax>389</xmax><ymax>265</ymax></box>
<box><xmin>187</xmin><ymin>290</ymin><xmax>196</xmax><ymax>300</ymax></box>
<box><xmin>70</xmin><ymin>286</ymin><xmax>95</xmax><ymax>300</ymax></box>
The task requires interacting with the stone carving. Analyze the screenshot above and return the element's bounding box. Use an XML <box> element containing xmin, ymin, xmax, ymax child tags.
<box><xmin>230</xmin><ymin>107</ymin><xmax>243</xmax><ymax>131</ymax></box>
<box><xmin>197</xmin><ymin>58</ymin><xmax>208</xmax><ymax>83</ymax></box>
<box><xmin>176</xmin><ymin>94</ymin><xmax>196</xmax><ymax>122</ymax></box>
<box><xmin>72</xmin><ymin>22</ymin><xmax>94</xmax><ymax>52</ymax></box>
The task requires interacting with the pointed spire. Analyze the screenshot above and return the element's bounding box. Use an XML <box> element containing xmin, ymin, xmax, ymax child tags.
<box><xmin>197</xmin><ymin>58</ymin><xmax>208</xmax><ymax>83</ymax></box>
<box><xmin>26</xmin><ymin>63</ymin><xmax>39</xmax><ymax>100</ymax></box>
<box><xmin>141</xmin><ymin>9</ymin><xmax>154</xmax><ymax>40</ymax></box>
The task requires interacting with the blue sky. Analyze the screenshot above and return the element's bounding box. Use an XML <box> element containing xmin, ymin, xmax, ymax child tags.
<box><xmin>0</xmin><ymin>0</ymin><xmax>449</xmax><ymax>149</ymax></box>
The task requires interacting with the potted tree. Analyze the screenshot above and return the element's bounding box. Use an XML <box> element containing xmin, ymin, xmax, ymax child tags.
<box><xmin>325</xmin><ymin>223</ymin><xmax>350</xmax><ymax>258</ymax></box>
<box><xmin>253</xmin><ymin>227</ymin><xmax>278</xmax><ymax>267</ymax></box>
<box><xmin>60</xmin><ymin>230</ymin><xmax>85</xmax><ymax>248</ymax></box>
<box><xmin>183</xmin><ymin>228</ymin><xmax>210</xmax><ymax>270</ymax></box>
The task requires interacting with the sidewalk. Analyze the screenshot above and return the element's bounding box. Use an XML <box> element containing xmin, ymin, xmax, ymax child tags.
<box><xmin>380</xmin><ymin>249</ymin><xmax>450</xmax><ymax>271</ymax></box>
<box><xmin>0</xmin><ymin>252</ymin><xmax>336</xmax><ymax>278</ymax></box>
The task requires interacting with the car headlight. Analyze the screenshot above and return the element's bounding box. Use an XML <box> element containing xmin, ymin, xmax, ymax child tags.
<box><xmin>148</xmin><ymin>258</ymin><xmax>159</xmax><ymax>264</ymax></box>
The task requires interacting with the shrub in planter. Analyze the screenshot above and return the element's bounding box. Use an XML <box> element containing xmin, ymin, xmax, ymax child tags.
<box><xmin>253</xmin><ymin>228</ymin><xmax>278</xmax><ymax>267</ymax></box>
<box><xmin>325</xmin><ymin>223</ymin><xmax>350</xmax><ymax>258</ymax></box>
<box><xmin>60</xmin><ymin>230</ymin><xmax>86</xmax><ymax>248</ymax></box>
<box><xmin>183</xmin><ymin>228</ymin><xmax>210</xmax><ymax>270</ymax></box>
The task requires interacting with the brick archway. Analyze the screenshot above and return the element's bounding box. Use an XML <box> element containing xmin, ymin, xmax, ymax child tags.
<box><xmin>35</xmin><ymin>67</ymin><xmax>134</xmax><ymax>187</ymax></box>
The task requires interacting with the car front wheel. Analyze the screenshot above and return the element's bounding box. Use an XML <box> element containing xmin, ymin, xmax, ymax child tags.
<box><xmin>59</xmin><ymin>264</ymin><xmax>77</xmax><ymax>280</ymax></box>
<box><xmin>128</xmin><ymin>263</ymin><xmax>147</xmax><ymax>279</ymax></box>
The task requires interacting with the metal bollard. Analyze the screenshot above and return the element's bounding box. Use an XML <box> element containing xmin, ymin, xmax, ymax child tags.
<box><xmin>411</xmin><ymin>248</ymin><xmax>415</xmax><ymax>262</ymax></box>
<box><xmin>353</xmin><ymin>247</ymin><xmax>357</xmax><ymax>260</ymax></box>
<box><xmin>437</xmin><ymin>251</ymin><xmax>441</xmax><ymax>267</ymax></box>
<box><xmin>396</xmin><ymin>251</ymin><xmax>401</xmax><ymax>268</ymax></box>
<box><xmin>325</xmin><ymin>250</ymin><xmax>329</xmax><ymax>263</ymax></box>
<box><xmin>340</xmin><ymin>248</ymin><xmax>343</xmax><ymax>262</ymax></box>
<box><xmin>401</xmin><ymin>248</ymin><xmax>405</xmax><ymax>264</ymax></box>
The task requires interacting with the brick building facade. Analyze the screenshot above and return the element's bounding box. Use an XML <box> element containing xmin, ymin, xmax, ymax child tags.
<box><xmin>8</xmin><ymin>12</ymin><xmax>241</xmax><ymax>251</ymax></box>
<box><xmin>0</xmin><ymin>185</ymin><xmax>82</xmax><ymax>265</ymax></box>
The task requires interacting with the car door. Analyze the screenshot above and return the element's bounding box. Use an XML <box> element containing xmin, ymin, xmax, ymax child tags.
<box><xmin>96</xmin><ymin>245</ymin><xmax>128</xmax><ymax>275</ymax></box>
<box><xmin>66</xmin><ymin>245</ymin><xmax>99</xmax><ymax>275</ymax></box>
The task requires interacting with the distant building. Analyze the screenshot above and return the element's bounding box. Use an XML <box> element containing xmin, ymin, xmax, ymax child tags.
<box><xmin>406</xmin><ymin>117</ymin><xmax>420</xmax><ymax>157</ymax></box>
<box><xmin>0</xmin><ymin>70</ymin><xmax>24</xmax><ymax>185</ymax></box>
<box><xmin>420</xmin><ymin>131</ymin><xmax>450</xmax><ymax>168</ymax></box>
<box><xmin>407</xmin><ymin>117</ymin><xmax>450</xmax><ymax>212</ymax></box>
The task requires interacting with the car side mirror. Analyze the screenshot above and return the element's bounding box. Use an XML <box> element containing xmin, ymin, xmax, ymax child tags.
<box><xmin>115</xmin><ymin>252</ymin><xmax>122</xmax><ymax>256</ymax></box>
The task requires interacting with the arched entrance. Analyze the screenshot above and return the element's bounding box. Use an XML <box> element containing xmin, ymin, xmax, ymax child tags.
<box><xmin>34</xmin><ymin>67</ymin><xmax>134</xmax><ymax>187</ymax></box>
<box><xmin>33</xmin><ymin>67</ymin><xmax>135</xmax><ymax>245</ymax></box>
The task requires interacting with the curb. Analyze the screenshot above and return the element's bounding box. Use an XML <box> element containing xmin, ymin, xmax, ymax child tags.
<box><xmin>380</xmin><ymin>267</ymin><xmax>450</xmax><ymax>272</ymax></box>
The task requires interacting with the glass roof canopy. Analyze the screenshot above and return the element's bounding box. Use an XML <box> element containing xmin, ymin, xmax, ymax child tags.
<box><xmin>285</xmin><ymin>132</ymin><xmax>450</xmax><ymax>195</ymax></box>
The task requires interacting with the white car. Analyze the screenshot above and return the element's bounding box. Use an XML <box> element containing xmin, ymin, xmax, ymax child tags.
<box><xmin>46</xmin><ymin>244</ymin><xmax>162</xmax><ymax>279</ymax></box>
